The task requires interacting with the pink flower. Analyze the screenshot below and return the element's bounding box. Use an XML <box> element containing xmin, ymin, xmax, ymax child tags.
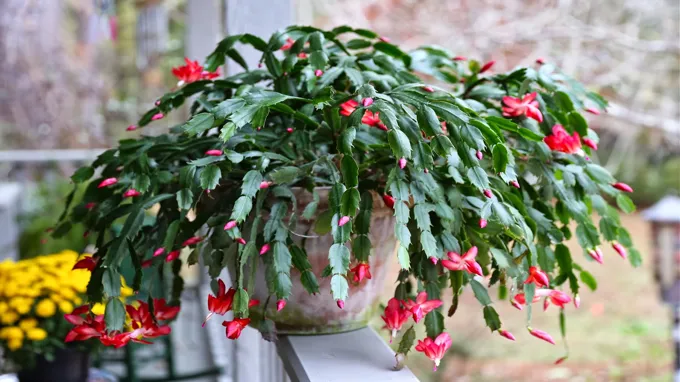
<box><xmin>415</xmin><ymin>332</ymin><xmax>452</xmax><ymax>371</ymax></box>
<box><xmin>205</xmin><ymin>149</ymin><xmax>223</xmax><ymax>156</ymax></box>
<box><xmin>314</xmin><ymin>69</ymin><xmax>323</xmax><ymax>77</ymax></box>
<box><xmin>535</xmin><ymin>288</ymin><xmax>572</xmax><ymax>309</ymax></box>
<box><xmin>502</xmin><ymin>92</ymin><xmax>543</xmax><ymax>122</ymax></box>
<box><xmin>85</xmin><ymin>202</ymin><xmax>97</xmax><ymax>210</ymax></box>
<box><xmin>398</xmin><ymin>158</ymin><xmax>407</xmax><ymax>169</ymax></box>
<box><xmin>382</xmin><ymin>195</ymin><xmax>395</xmax><ymax>209</ymax></box>
<box><xmin>498</xmin><ymin>329</ymin><xmax>516</xmax><ymax>341</ymax></box>
<box><xmin>582</xmin><ymin>138</ymin><xmax>598</xmax><ymax>150</ymax></box>
<box><xmin>223</xmin><ymin>318</ymin><xmax>250</xmax><ymax>339</ymax></box>
<box><xmin>429</xmin><ymin>257</ymin><xmax>438</xmax><ymax>264</ymax></box>
<box><xmin>441</xmin><ymin>246</ymin><xmax>483</xmax><ymax>276</ymax></box>
<box><xmin>236</xmin><ymin>238</ymin><xmax>247</xmax><ymax>245</ymax></box>
<box><xmin>422</xmin><ymin>86</ymin><xmax>434</xmax><ymax>93</ymax></box>
<box><xmin>479</xmin><ymin>219</ymin><xmax>487</xmax><ymax>228</ymax></box>
<box><xmin>165</xmin><ymin>250</ymin><xmax>180</xmax><ymax>262</ymax></box>
<box><xmin>612</xmin><ymin>241</ymin><xmax>627</xmax><ymax>259</ymax></box>
<box><xmin>544</xmin><ymin>125</ymin><xmax>582</xmax><ymax>154</ymax></box>
<box><xmin>483</xmin><ymin>189</ymin><xmax>493</xmax><ymax>198</ymax></box>
<box><xmin>126</xmin><ymin>125</ymin><xmax>137</xmax><ymax>131</ymax></box>
<box><xmin>276</xmin><ymin>299</ymin><xmax>286</xmax><ymax>312</ymax></box>
<box><xmin>204</xmin><ymin>280</ymin><xmax>235</xmax><ymax>326</ymax></box>
<box><xmin>612</xmin><ymin>182</ymin><xmax>633</xmax><ymax>193</ymax></box>
<box><xmin>524</xmin><ymin>266</ymin><xmax>550</xmax><ymax>288</ymax></box>
<box><xmin>182</xmin><ymin>236</ymin><xmax>202</xmax><ymax>247</ymax></box>
<box><xmin>350</xmin><ymin>263</ymin><xmax>371</xmax><ymax>283</ymax></box>
<box><xmin>259</xmin><ymin>181</ymin><xmax>273</xmax><ymax>189</ymax></box>
<box><xmin>362</xmin><ymin>97</ymin><xmax>374</xmax><ymax>107</ymax></box>
<box><xmin>536</xmin><ymin>58</ymin><xmax>545</xmax><ymax>65</ymax></box>
<box><xmin>339</xmin><ymin>99</ymin><xmax>387</xmax><ymax>130</ymax></box>
<box><xmin>588</xmin><ymin>248</ymin><xmax>604</xmax><ymax>264</ymax></box>
<box><xmin>337</xmin><ymin>216</ymin><xmax>350</xmax><ymax>227</ymax></box>
<box><xmin>336</xmin><ymin>299</ymin><xmax>345</xmax><ymax>309</ymax></box>
<box><xmin>452</xmin><ymin>56</ymin><xmax>467</xmax><ymax>61</ymax></box>
<box><xmin>297</xmin><ymin>52</ymin><xmax>308</xmax><ymax>59</ymax></box>
<box><xmin>574</xmin><ymin>294</ymin><xmax>581</xmax><ymax>309</ymax></box>
<box><xmin>224</xmin><ymin>221</ymin><xmax>237</xmax><ymax>230</ymax></box>
<box><xmin>280</xmin><ymin>38</ymin><xmax>295</xmax><ymax>51</ymax></box>
<box><xmin>153</xmin><ymin>248</ymin><xmax>165</xmax><ymax>257</ymax></box>
<box><xmin>123</xmin><ymin>189</ymin><xmax>141</xmax><ymax>198</ymax></box>
<box><xmin>528</xmin><ymin>327</ymin><xmax>555</xmax><ymax>345</ymax></box>
<box><xmin>97</xmin><ymin>178</ymin><xmax>118</xmax><ymax>188</ymax></box>
<box><xmin>511</xmin><ymin>293</ymin><xmax>540</xmax><ymax>310</ymax></box>
<box><xmin>510</xmin><ymin>180</ymin><xmax>520</xmax><ymax>189</ymax></box>
<box><xmin>151</xmin><ymin>113</ymin><xmax>164</xmax><ymax>121</ymax></box>
<box><xmin>585</xmin><ymin>107</ymin><xmax>601</xmax><ymax>115</ymax></box>
<box><xmin>259</xmin><ymin>244</ymin><xmax>271</xmax><ymax>256</ymax></box>
<box><xmin>480</xmin><ymin>60</ymin><xmax>495</xmax><ymax>73</ymax></box>
<box><xmin>172</xmin><ymin>57</ymin><xmax>219</xmax><ymax>85</ymax></box>
<box><xmin>403</xmin><ymin>291</ymin><xmax>443</xmax><ymax>323</ymax></box>
<box><xmin>286</xmin><ymin>127</ymin><xmax>294</xmax><ymax>133</ymax></box>
<box><xmin>476</xmin><ymin>151</ymin><xmax>483</xmax><ymax>160</ymax></box>
<box><xmin>155</xmin><ymin>100</ymin><xmax>161</xmax><ymax>106</ymax></box>
<box><xmin>381</xmin><ymin>298</ymin><xmax>411</xmax><ymax>343</ymax></box>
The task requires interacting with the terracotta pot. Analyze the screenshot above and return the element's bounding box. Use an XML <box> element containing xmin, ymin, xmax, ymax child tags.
<box><xmin>230</xmin><ymin>188</ymin><xmax>397</xmax><ymax>335</ymax></box>
<box><xmin>17</xmin><ymin>348</ymin><xmax>89</xmax><ymax>382</ymax></box>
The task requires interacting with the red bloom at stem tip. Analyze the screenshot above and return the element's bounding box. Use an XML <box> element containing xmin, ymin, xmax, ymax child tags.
<box><xmin>123</xmin><ymin>189</ymin><xmax>141</xmax><ymax>198</ymax></box>
<box><xmin>479</xmin><ymin>60</ymin><xmax>495</xmax><ymax>73</ymax></box>
<box><xmin>97</xmin><ymin>178</ymin><xmax>117</xmax><ymax>188</ymax></box>
<box><xmin>498</xmin><ymin>329</ymin><xmax>516</xmax><ymax>341</ymax></box>
<box><xmin>205</xmin><ymin>149</ymin><xmax>223</xmax><ymax>156</ymax></box>
<box><xmin>153</xmin><ymin>299</ymin><xmax>180</xmax><ymax>321</ymax></box>
<box><xmin>403</xmin><ymin>291</ymin><xmax>443</xmax><ymax>323</ymax></box>
<box><xmin>612</xmin><ymin>241</ymin><xmax>627</xmax><ymax>259</ymax></box>
<box><xmin>204</xmin><ymin>279</ymin><xmax>235</xmax><ymax>326</ymax></box>
<box><xmin>382</xmin><ymin>194</ymin><xmax>395</xmax><ymax>209</ymax></box>
<box><xmin>224</xmin><ymin>220</ymin><xmax>237</xmax><ymax>231</ymax></box>
<box><xmin>236</xmin><ymin>238</ymin><xmax>247</xmax><ymax>245</ymax></box>
<box><xmin>314</xmin><ymin>69</ymin><xmax>323</xmax><ymax>77</ymax></box>
<box><xmin>585</xmin><ymin>107</ymin><xmax>601</xmax><ymax>115</ymax></box>
<box><xmin>350</xmin><ymin>262</ymin><xmax>372</xmax><ymax>283</ymax></box>
<box><xmin>422</xmin><ymin>86</ymin><xmax>434</xmax><ymax>93</ymax></box>
<box><xmin>339</xmin><ymin>99</ymin><xmax>387</xmax><ymax>130</ymax></box>
<box><xmin>259</xmin><ymin>244</ymin><xmax>271</xmax><ymax>256</ymax></box>
<box><xmin>544</xmin><ymin>124</ymin><xmax>582</xmax><ymax>154</ymax></box>
<box><xmin>277</xmin><ymin>299</ymin><xmax>286</xmax><ymax>312</ymax></box>
<box><xmin>151</xmin><ymin>113</ymin><xmax>164</xmax><ymax>121</ymax></box>
<box><xmin>153</xmin><ymin>248</ymin><xmax>165</xmax><ymax>257</ymax></box>
<box><xmin>223</xmin><ymin>318</ymin><xmax>251</xmax><ymax>340</ymax></box>
<box><xmin>479</xmin><ymin>219</ymin><xmax>487</xmax><ymax>228</ymax></box>
<box><xmin>336</xmin><ymin>299</ymin><xmax>345</xmax><ymax>309</ymax></box>
<box><xmin>476</xmin><ymin>151</ymin><xmax>483</xmax><ymax>160</ymax></box>
<box><xmin>535</xmin><ymin>288</ymin><xmax>572</xmax><ymax>309</ymax></box>
<box><xmin>182</xmin><ymin>236</ymin><xmax>202</xmax><ymax>247</ymax></box>
<box><xmin>441</xmin><ymin>246</ymin><xmax>483</xmax><ymax>276</ymax></box>
<box><xmin>483</xmin><ymin>189</ymin><xmax>493</xmax><ymax>198</ymax></box>
<box><xmin>72</xmin><ymin>256</ymin><xmax>97</xmax><ymax>272</ymax></box>
<box><xmin>415</xmin><ymin>332</ymin><xmax>452</xmax><ymax>371</ymax></box>
<box><xmin>511</xmin><ymin>293</ymin><xmax>540</xmax><ymax>310</ymax></box>
<box><xmin>528</xmin><ymin>327</ymin><xmax>555</xmax><ymax>345</ymax></box>
<box><xmin>582</xmin><ymin>138</ymin><xmax>598</xmax><ymax>150</ymax></box>
<box><xmin>524</xmin><ymin>266</ymin><xmax>550</xmax><ymax>288</ymax></box>
<box><xmin>165</xmin><ymin>250</ymin><xmax>180</xmax><ymax>263</ymax></box>
<box><xmin>362</xmin><ymin>97</ymin><xmax>374</xmax><ymax>107</ymax></box>
<box><xmin>502</xmin><ymin>92</ymin><xmax>543</xmax><ymax>122</ymax></box>
<box><xmin>381</xmin><ymin>298</ymin><xmax>411</xmax><ymax>343</ymax></box>
<box><xmin>398</xmin><ymin>158</ymin><xmax>407</xmax><ymax>169</ymax></box>
<box><xmin>280</xmin><ymin>38</ymin><xmax>295</xmax><ymax>51</ymax></box>
<box><xmin>510</xmin><ymin>180</ymin><xmax>520</xmax><ymax>189</ymax></box>
<box><xmin>172</xmin><ymin>57</ymin><xmax>220</xmax><ymax>86</ymax></box>
<box><xmin>588</xmin><ymin>247</ymin><xmax>604</xmax><ymax>264</ymax></box>
<box><xmin>259</xmin><ymin>181</ymin><xmax>273</xmax><ymax>189</ymax></box>
<box><xmin>297</xmin><ymin>52</ymin><xmax>308</xmax><ymax>59</ymax></box>
<box><xmin>612</xmin><ymin>182</ymin><xmax>633</xmax><ymax>193</ymax></box>
<box><xmin>126</xmin><ymin>125</ymin><xmax>137</xmax><ymax>131</ymax></box>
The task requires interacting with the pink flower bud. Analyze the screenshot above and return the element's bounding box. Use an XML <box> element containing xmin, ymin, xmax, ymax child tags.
<box><xmin>612</xmin><ymin>182</ymin><xmax>633</xmax><ymax>193</ymax></box>
<box><xmin>259</xmin><ymin>181</ymin><xmax>273</xmax><ymax>189</ymax></box>
<box><xmin>452</xmin><ymin>56</ymin><xmax>467</xmax><ymax>61</ymax></box>
<box><xmin>510</xmin><ymin>180</ymin><xmax>520</xmax><ymax>189</ymax></box>
<box><xmin>336</xmin><ymin>299</ymin><xmax>345</xmax><ymax>309</ymax></box>
<box><xmin>398</xmin><ymin>158</ymin><xmax>407</xmax><ymax>169</ymax></box>
<box><xmin>182</xmin><ymin>236</ymin><xmax>203</xmax><ymax>247</ymax></box>
<box><xmin>338</xmin><ymin>216</ymin><xmax>350</xmax><ymax>227</ymax></box>
<box><xmin>612</xmin><ymin>241</ymin><xmax>627</xmax><ymax>259</ymax></box>
<box><xmin>498</xmin><ymin>329</ymin><xmax>515</xmax><ymax>341</ymax></box>
<box><xmin>422</xmin><ymin>86</ymin><xmax>434</xmax><ymax>93</ymax></box>
<box><xmin>259</xmin><ymin>244</ymin><xmax>270</xmax><ymax>256</ymax></box>
<box><xmin>379</xmin><ymin>36</ymin><xmax>391</xmax><ymax>43</ymax></box>
<box><xmin>97</xmin><ymin>178</ymin><xmax>118</xmax><ymax>188</ymax></box>
<box><xmin>236</xmin><ymin>238</ymin><xmax>247</xmax><ymax>245</ymax></box>
<box><xmin>585</xmin><ymin>107</ymin><xmax>601</xmax><ymax>115</ymax></box>
<box><xmin>574</xmin><ymin>294</ymin><xmax>581</xmax><ymax>309</ymax></box>
<box><xmin>424</xmin><ymin>168</ymin><xmax>429</xmax><ymax>174</ymax></box>
<box><xmin>429</xmin><ymin>257</ymin><xmax>438</xmax><ymax>265</ymax></box>
<box><xmin>165</xmin><ymin>250</ymin><xmax>180</xmax><ymax>262</ymax></box>
<box><xmin>205</xmin><ymin>149</ymin><xmax>223</xmax><ymax>156</ymax></box>
<box><xmin>588</xmin><ymin>248</ymin><xmax>603</xmax><ymax>264</ymax></box>
<box><xmin>535</xmin><ymin>58</ymin><xmax>545</xmax><ymax>65</ymax></box>
<box><xmin>479</xmin><ymin>219</ymin><xmax>487</xmax><ymax>228</ymax></box>
<box><xmin>315</xmin><ymin>69</ymin><xmax>323</xmax><ymax>77</ymax></box>
<box><xmin>123</xmin><ymin>189</ymin><xmax>141</xmax><ymax>198</ymax></box>
<box><xmin>483</xmin><ymin>189</ymin><xmax>493</xmax><ymax>198</ymax></box>
<box><xmin>85</xmin><ymin>202</ymin><xmax>96</xmax><ymax>210</ymax></box>
<box><xmin>297</xmin><ymin>52</ymin><xmax>308</xmax><ymax>59</ymax></box>
<box><xmin>528</xmin><ymin>327</ymin><xmax>555</xmax><ymax>345</ymax></box>
<box><xmin>151</xmin><ymin>112</ymin><xmax>164</xmax><ymax>121</ymax></box>
<box><xmin>480</xmin><ymin>60</ymin><xmax>495</xmax><ymax>73</ymax></box>
<box><xmin>554</xmin><ymin>356</ymin><xmax>568</xmax><ymax>365</ymax></box>
<box><xmin>511</xmin><ymin>300</ymin><xmax>523</xmax><ymax>310</ymax></box>
<box><xmin>155</xmin><ymin>100</ymin><xmax>161</xmax><ymax>106</ymax></box>
<box><xmin>276</xmin><ymin>299</ymin><xmax>286</xmax><ymax>312</ymax></box>
<box><xmin>153</xmin><ymin>248</ymin><xmax>165</xmax><ymax>257</ymax></box>
<box><xmin>258</xmin><ymin>63</ymin><xmax>263</xmax><ymax>68</ymax></box>
<box><xmin>476</xmin><ymin>151</ymin><xmax>483</xmax><ymax>160</ymax></box>
<box><xmin>286</xmin><ymin>127</ymin><xmax>294</xmax><ymax>133</ymax></box>
<box><xmin>362</xmin><ymin>97</ymin><xmax>374</xmax><ymax>107</ymax></box>
<box><xmin>582</xmin><ymin>138</ymin><xmax>598</xmax><ymax>150</ymax></box>
<box><xmin>224</xmin><ymin>221</ymin><xmax>237</xmax><ymax>231</ymax></box>
<box><xmin>126</xmin><ymin>125</ymin><xmax>137</xmax><ymax>131</ymax></box>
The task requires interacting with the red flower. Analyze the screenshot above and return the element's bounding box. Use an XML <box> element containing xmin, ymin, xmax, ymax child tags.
<box><xmin>97</xmin><ymin>178</ymin><xmax>118</xmax><ymax>188</ymax></box>
<box><xmin>480</xmin><ymin>60</ymin><xmax>495</xmax><ymax>73</ymax></box>
<box><xmin>153</xmin><ymin>299</ymin><xmax>180</xmax><ymax>321</ymax></box>
<box><xmin>72</xmin><ymin>256</ymin><xmax>97</xmax><ymax>272</ymax></box>
<box><xmin>277</xmin><ymin>299</ymin><xmax>287</xmax><ymax>312</ymax></box>
<box><xmin>339</xmin><ymin>99</ymin><xmax>387</xmax><ymax>130</ymax></box>
<box><xmin>336</xmin><ymin>299</ymin><xmax>345</xmax><ymax>309</ymax></box>
<box><xmin>612</xmin><ymin>182</ymin><xmax>633</xmax><ymax>193</ymax></box>
<box><xmin>224</xmin><ymin>220</ymin><xmax>237</xmax><ymax>230</ymax></box>
<box><xmin>172</xmin><ymin>57</ymin><xmax>220</xmax><ymax>85</ymax></box>
<box><xmin>314</xmin><ymin>69</ymin><xmax>323</xmax><ymax>77</ymax></box>
<box><xmin>415</xmin><ymin>332</ymin><xmax>452</xmax><ymax>371</ymax></box>
<box><xmin>223</xmin><ymin>318</ymin><xmax>250</xmax><ymax>339</ymax></box>
<box><xmin>165</xmin><ymin>250</ymin><xmax>180</xmax><ymax>263</ymax></box>
<box><xmin>381</xmin><ymin>298</ymin><xmax>411</xmax><ymax>343</ymax></box>
<box><xmin>204</xmin><ymin>279</ymin><xmax>235</xmax><ymax>326</ymax></box>
<box><xmin>85</xmin><ymin>202</ymin><xmax>97</xmax><ymax>210</ymax></box>
<box><xmin>259</xmin><ymin>244</ymin><xmax>271</xmax><ymax>255</ymax></box>
<box><xmin>350</xmin><ymin>263</ymin><xmax>372</xmax><ymax>283</ymax></box>
<box><xmin>205</xmin><ymin>149</ymin><xmax>223</xmax><ymax>156</ymax></box>
<box><xmin>544</xmin><ymin>124</ymin><xmax>582</xmax><ymax>154</ymax></box>
<box><xmin>441</xmin><ymin>246</ymin><xmax>483</xmax><ymax>277</ymax></box>
<box><xmin>502</xmin><ymin>92</ymin><xmax>543</xmax><ymax>122</ymax></box>
<box><xmin>123</xmin><ymin>189</ymin><xmax>141</xmax><ymax>198</ymax></box>
<box><xmin>280</xmin><ymin>38</ymin><xmax>295</xmax><ymax>51</ymax></box>
<box><xmin>126</xmin><ymin>302</ymin><xmax>172</xmax><ymax>343</ymax></box>
<box><xmin>479</xmin><ymin>219</ymin><xmax>487</xmax><ymax>229</ymax></box>
<box><xmin>528</xmin><ymin>327</ymin><xmax>555</xmax><ymax>345</ymax></box>
<box><xmin>153</xmin><ymin>248</ymin><xmax>165</xmax><ymax>257</ymax></box>
<box><xmin>498</xmin><ymin>329</ymin><xmax>516</xmax><ymax>341</ymax></box>
<box><xmin>382</xmin><ymin>194</ymin><xmax>395</xmax><ymax>209</ymax></box>
<box><xmin>403</xmin><ymin>291</ymin><xmax>443</xmax><ymax>323</ymax></box>
<box><xmin>535</xmin><ymin>288</ymin><xmax>572</xmax><ymax>309</ymax></box>
<box><xmin>511</xmin><ymin>293</ymin><xmax>540</xmax><ymax>310</ymax></box>
<box><xmin>64</xmin><ymin>310</ymin><xmax>106</xmax><ymax>343</ymax></box>
<box><xmin>151</xmin><ymin>113</ymin><xmax>164</xmax><ymax>121</ymax></box>
<box><xmin>612</xmin><ymin>241</ymin><xmax>627</xmax><ymax>259</ymax></box>
<box><xmin>259</xmin><ymin>181</ymin><xmax>273</xmax><ymax>189</ymax></box>
<box><xmin>582</xmin><ymin>138</ymin><xmax>598</xmax><ymax>150</ymax></box>
<box><xmin>99</xmin><ymin>332</ymin><xmax>132</xmax><ymax>348</ymax></box>
<box><xmin>524</xmin><ymin>266</ymin><xmax>549</xmax><ymax>288</ymax></box>
<box><xmin>182</xmin><ymin>236</ymin><xmax>203</xmax><ymax>247</ymax></box>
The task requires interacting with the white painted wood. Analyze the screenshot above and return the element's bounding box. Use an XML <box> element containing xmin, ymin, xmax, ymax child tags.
<box><xmin>0</xmin><ymin>183</ymin><xmax>21</xmax><ymax>261</ymax></box>
<box><xmin>186</xmin><ymin>0</ymin><xmax>222</xmax><ymax>61</ymax></box>
<box><xmin>277</xmin><ymin>328</ymin><xmax>420</xmax><ymax>382</ymax></box>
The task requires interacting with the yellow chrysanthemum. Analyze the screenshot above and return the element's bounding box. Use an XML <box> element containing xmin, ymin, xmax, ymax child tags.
<box><xmin>91</xmin><ymin>303</ymin><xmax>105</xmax><ymax>316</ymax></box>
<box><xmin>35</xmin><ymin>299</ymin><xmax>56</xmax><ymax>318</ymax></box>
<box><xmin>0</xmin><ymin>302</ymin><xmax>8</xmax><ymax>314</ymax></box>
<box><xmin>0</xmin><ymin>326</ymin><xmax>23</xmax><ymax>340</ymax></box>
<box><xmin>25</xmin><ymin>328</ymin><xmax>47</xmax><ymax>341</ymax></box>
<box><xmin>59</xmin><ymin>288</ymin><xmax>76</xmax><ymax>301</ymax></box>
<box><xmin>1</xmin><ymin>311</ymin><xmax>19</xmax><ymax>325</ymax></box>
<box><xmin>9</xmin><ymin>297</ymin><xmax>33</xmax><ymax>315</ymax></box>
<box><xmin>58</xmin><ymin>301</ymin><xmax>74</xmax><ymax>314</ymax></box>
<box><xmin>7</xmin><ymin>338</ymin><xmax>22</xmax><ymax>350</ymax></box>
<box><xmin>18</xmin><ymin>318</ymin><xmax>38</xmax><ymax>331</ymax></box>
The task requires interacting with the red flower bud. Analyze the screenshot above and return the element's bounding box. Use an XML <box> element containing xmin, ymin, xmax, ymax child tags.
<box><xmin>476</xmin><ymin>151</ymin><xmax>483</xmax><ymax>160</ymax></box>
<box><xmin>585</xmin><ymin>107</ymin><xmax>601</xmax><ymax>115</ymax></box>
<box><xmin>126</xmin><ymin>125</ymin><xmax>137</xmax><ymax>131</ymax></box>
<box><xmin>612</xmin><ymin>241</ymin><xmax>627</xmax><ymax>259</ymax></box>
<box><xmin>422</xmin><ymin>86</ymin><xmax>434</xmax><ymax>93</ymax></box>
<box><xmin>480</xmin><ymin>60</ymin><xmax>495</xmax><ymax>73</ymax></box>
<box><xmin>286</xmin><ymin>127</ymin><xmax>294</xmax><ymax>133</ymax></box>
<box><xmin>236</xmin><ymin>238</ymin><xmax>247</xmax><ymax>245</ymax></box>
<box><xmin>97</xmin><ymin>178</ymin><xmax>118</xmax><ymax>188</ymax></box>
<box><xmin>259</xmin><ymin>244</ymin><xmax>270</xmax><ymax>256</ymax></box>
<box><xmin>276</xmin><ymin>299</ymin><xmax>286</xmax><ymax>312</ymax></box>
<box><xmin>259</xmin><ymin>181</ymin><xmax>273</xmax><ymax>189</ymax></box>
<box><xmin>498</xmin><ymin>329</ymin><xmax>515</xmax><ymax>341</ymax></box>
<box><xmin>362</xmin><ymin>97</ymin><xmax>374</xmax><ymax>107</ymax></box>
<box><xmin>483</xmin><ymin>189</ymin><xmax>493</xmax><ymax>198</ymax></box>
<box><xmin>224</xmin><ymin>221</ymin><xmax>237</xmax><ymax>230</ymax></box>
<box><xmin>165</xmin><ymin>250</ymin><xmax>180</xmax><ymax>262</ymax></box>
<box><xmin>510</xmin><ymin>180</ymin><xmax>520</xmax><ymax>189</ymax></box>
<box><xmin>85</xmin><ymin>202</ymin><xmax>97</xmax><ymax>210</ymax></box>
<box><xmin>554</xmin><ymin>356</ymin><xmax>568</xmax><ymax>365</ymax></box>
<box><xmin>314</xmin><ymin>69</ymin><xmax>323</xmax><ymax>77</ymax></box>
<box><xmin>153</xmin><ymin>248</ymin><xmax>165</xmax><ymax>257</ymax></box>
<box><xmin>382</xmin><ymin>194</ymin><xmax>395</xmax><ymax>209</ymax></box>
<box><xmin>612</xmin><ymin>182</ymin><xmax>633</xmax><ymax>193</ymax></box>
<box><xmin>398</xmin><ymin>158</ymin><xmax>407</xmax><ymax>169</ymax></box>
<box><xmin>452</xmin><ymin>56</ymin><xmax>467</xmax><ymax>61</ymax></box>
<box><xmin>582</xmin><ymin>138</ymin><xmax>598</xmax><ymax>150</ymax></box>
<box><xmin>336</xmin><ymin>299</ymin><xmax>345</xmax><ymax>309</ymax></box>
<box><xmin>151</xmin><ymin>112</ymin><xmax>164</xmax><ymax>121</ymax></box>
<box><xmin>574</xmin><ymin>294</ymin><xmax>581</xmax><ymax>309</ymax></box>
<box><xmin>205</xmin><ymin>149</ymin><xmax>223</xmax><ymax>156</ymax></box>
<box><xmin>479</xmin><ymin>219</ymin><xmax>487</xmax><ymax>228</ymax></box>
<box><xmin>379</xmin><ymin>36</ymin><xmax>390</xmax><ymax>43</ymax></box>
<box><xmin>528</xmin><ymin>327</ymin><xmax>555</xmax><ymax>345</ymax></box>
<box><xmin>338</xmin><ymin>216</ymin><xmax>350</xmax><ymax>227</ymax></box>
<box><xmin>535</xmin><ymin>58</ymin><xmax>545</xmax><ymax>65</ymax></box>
<box><xmin>123</xmin><ymin>189</ymin><xmax>141</xmax><ymax>198</ymax></box>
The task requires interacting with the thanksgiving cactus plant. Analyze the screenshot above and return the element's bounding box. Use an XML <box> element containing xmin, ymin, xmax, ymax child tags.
<box><xmin>56</xmin><ymin>25</ymin><xmax>639</xmax><ymax>369</ymax></box>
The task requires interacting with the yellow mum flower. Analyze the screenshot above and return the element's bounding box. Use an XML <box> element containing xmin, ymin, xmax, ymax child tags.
<box><xmin>9</xmin><ymin>297</ymin><xmax>33</xmax><ymax>315</ymax></box>
<box><xmin>7</xmin><ymin>338</ymin><xmax>22</xmax><ymax>350</ymax></box>
<box><xmin>18</xmin><ymin>318</ymin><xmax>38</xmax><ymax>331</ymax></box>
<box><xmin>91</xmin><ymin>303</ymin><xmax>105</xmax><ymax>316</ymax></box>
<box><xmin>35</xmin><ymin>299</ymin><xmax>56</xmax><ymax>318</ymax></box>
<box><xmin>1</xmin><ymin>311</ymin><xmax>19</xmax><ymax>325</ymax></box>
<box><xmin>26</xmin><ymin>328</ymin><xmax>47</xmax><ymax>341</ymax></box>
<box><xmin>0</xmin><ymin>302</ymin><xmax>7</xmax><ymax>314</ymax></box>
<box><xmin>58</xmin><ymin>301</ymin><xmax>74</xmax><ymax>314</ymax></box>
<box><xmin>0</xmin><ymin>326</ymin><xmax>23</xmax><ymax>340</ymax></box>
<box><xmin>59</xmin><ymin>288</ymin><xmax>76</xmax><ymax>300</ymax></box>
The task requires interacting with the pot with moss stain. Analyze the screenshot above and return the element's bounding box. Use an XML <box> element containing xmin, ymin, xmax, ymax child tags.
<box><xmin>226</xmin><ymin>188</ymin><xmax>397</xmax><ymax>335</ymax></box>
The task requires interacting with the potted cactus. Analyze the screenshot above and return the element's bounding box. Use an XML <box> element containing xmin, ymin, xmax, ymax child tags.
<box><xmin>56</xmin><ymin>25</ymin><xmax>639</xmax><ymax>370</ymax></box>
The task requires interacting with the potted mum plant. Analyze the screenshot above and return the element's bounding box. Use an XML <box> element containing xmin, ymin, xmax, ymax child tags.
<box><xmin>55</xmin><ymin>25</ymin><xmax>639</xmax><ymax>371</ymax></box>
<box><xmin>0</xmin><ymin>250</ymin><xmax>138</xmax><ymax>382</ymax></box>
